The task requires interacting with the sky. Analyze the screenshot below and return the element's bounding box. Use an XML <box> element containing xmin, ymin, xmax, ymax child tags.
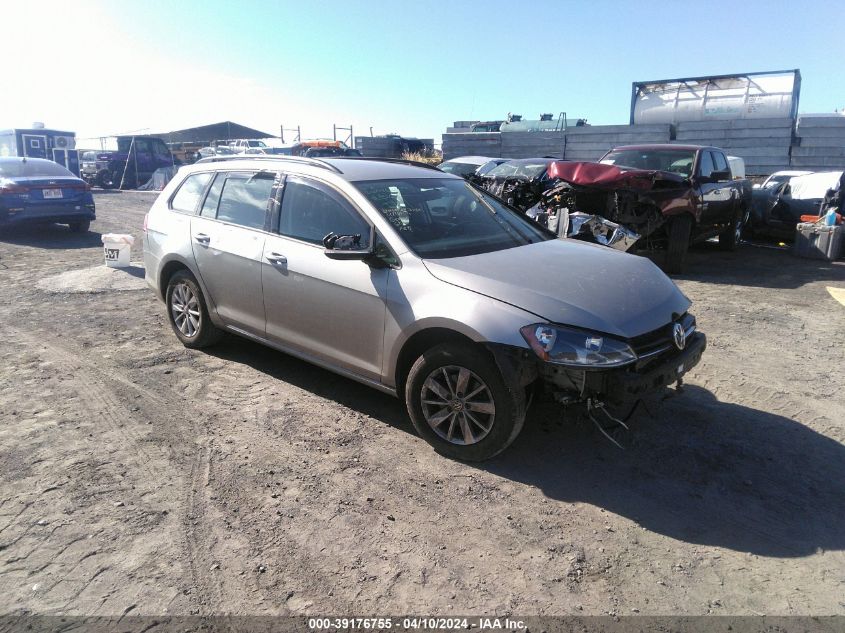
<box><xmin>3</xmin><ymin>0</ymin><xmax>845</xmax><ymax>148</ymax></box>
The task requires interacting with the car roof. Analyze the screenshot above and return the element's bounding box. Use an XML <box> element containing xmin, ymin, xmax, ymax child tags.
<box><xmin>0</xmin><ymin>156</ymin><xmax>55</xmax><ymax>164</ymax></box>
<box><xmin>610</xmin><ymin>144</ymin><xmax>718</xmax><ymax>152</ymax></box>
<box><xmin>190</xmin><ymin>155</ymin><xmax>457</xmax><ymax>182</ymax></box>
<box><xmin>442</xmin><ymin>155</ymin><xmax>497</xmax><ymax>166</ymax></box>
<box><xmin>768</xmin><ymin>170</ymin><xmax>813</xmax><ymax>177</ymax></box>
<box><xmin>500</xmin><ymin>157</ymin><xmax>555</xmax><ymax>165</ymax></box>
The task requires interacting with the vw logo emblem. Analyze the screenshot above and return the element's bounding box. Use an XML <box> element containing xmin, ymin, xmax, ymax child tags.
<box><xmin>672</xmin><ymin>323</ymin><xmax>686</xmax><ymax>351</ymax></box>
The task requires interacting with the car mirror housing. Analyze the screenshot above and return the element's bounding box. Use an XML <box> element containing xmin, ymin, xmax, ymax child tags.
<box><xmin>322</xmin><ymin>227</ymin><xmax>375</xmax><ymax>261</ymax></box>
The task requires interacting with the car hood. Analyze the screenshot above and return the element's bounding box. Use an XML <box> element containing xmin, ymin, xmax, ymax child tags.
<box><xmin>423</xmin><ymin>239</ymin><xmax>690</xmax><ymax>339</ymax></box>
<box><xmin>547</xmin><ymin>161</ymin><xmax>688</xmax><ymax>190</ymax></box>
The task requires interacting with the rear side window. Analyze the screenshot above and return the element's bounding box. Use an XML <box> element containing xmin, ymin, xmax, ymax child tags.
<box><xmin>200</xmin><ymin>173</ymin><xmax>225</xmax><ymax>217</ymax></box>
<box><xmin>216</xmin><ymin>173</ymin><xmax>274</xmax><ymax>230</ymax></box>
<box><xmin>697</xmin><ymin>151</ymin><xmax>715</xmax><ymax>179</ymax></box>
<box><xmin>712</xmin><ymin>151</ymin><xmax>729</xmax><ymax>174</ymax></box>
<box><xmin>279</xmin><ymin>178</ymin><xmax>370</xmax><ymax>247</ymax></box>
<box><xmin>171</xmin><ymin>172</ymin><xmax>212</xmax><ymax>214</ymax></box>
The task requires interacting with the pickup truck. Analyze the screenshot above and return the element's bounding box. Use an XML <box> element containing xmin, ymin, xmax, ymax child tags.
<box><xmin>80</xmin><ymin>135</ymin><xmax>176</xmax><ymax>189</ymax></box>
<box><xmin>534</xmin><ymin>144</ymin><xmax>752</xmax><ymax>272</ymax></box>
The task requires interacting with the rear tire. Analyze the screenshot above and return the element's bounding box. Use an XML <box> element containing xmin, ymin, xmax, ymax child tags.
<box><xmin>165</xmin><ymin>270</ymin><xmax>223</xmax><ymax>349</ymax></box>
<box><xmin>718</xmin><ymin>206</ymin><xmax>746</xmax><ymax>251</ymax></box>
<box><xmin>665</xmin><ymin>215</ymin><xmax>692</xmax><ymax>274</ymax></box>
<box><xmin>405</xmin><ymin>342</ymin><xmax>526</xmax><ymax>461</ymax></box>
<box><xmin>68</xmin><ymin>221</ymin><xmax>90</xmax><ymax>233</ymax></box>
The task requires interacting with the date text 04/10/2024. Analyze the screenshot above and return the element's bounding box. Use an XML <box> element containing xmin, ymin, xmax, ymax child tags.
<box><xmin>307</xmin><ymin>617</ymin><xmax>527</xmax><ymax>630</ymax></box>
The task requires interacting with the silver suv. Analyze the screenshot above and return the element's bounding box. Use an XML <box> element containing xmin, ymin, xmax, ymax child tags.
<box><xmin>144</xmin><ymin>156</ymin><xmax>705</xmax><ymax>460</ymax></box>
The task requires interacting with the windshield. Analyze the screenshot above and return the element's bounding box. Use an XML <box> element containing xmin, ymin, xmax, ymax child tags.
<box><xmin>476</xmin><ymin>160</ymin><xmax>501</xmax><ymax>176</ymax></box>
<box><xmin>0</xmin><ymin>159</ymin><xmax>75</xmax><ymax>178</ymax></box>
<box><xmin>438</xmin><ymin>161</ymin><xmax>479</xmax><ymax>177</ymax></box>
<box><xmin>601</xmin><ymin>149</ymin><xmax>696</xmax><ymax>176</ymax></box>
<box><xmin>484</xmin><ymin>161</ymin><xmax>549</xmax><ymax>180</ymax></box>
<box><xmin>354</xmin><ymin>177</ymin><xmax>552</xmax><ymax>259</ymax></box>
<box><xmin>763</xmin><ymin>175</ymin><xmax>790</xmax><ymax>189</ymax></box>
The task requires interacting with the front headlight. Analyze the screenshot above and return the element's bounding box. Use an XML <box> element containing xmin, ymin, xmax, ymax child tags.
<box><xmin>520</xmin><ymin>323</ymin><xmax>637</xmax><ymax>368</ymax></box>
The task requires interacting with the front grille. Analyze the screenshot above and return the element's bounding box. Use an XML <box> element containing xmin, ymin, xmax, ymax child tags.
<box><xmin>629</xmin><ymin>313</ymin><xmax>696</xmax><ymax>364</ymax></box>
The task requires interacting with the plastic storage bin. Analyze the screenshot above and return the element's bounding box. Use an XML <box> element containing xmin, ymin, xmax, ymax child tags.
<box><xmin>793</xmin><ymin>223</ymin><xmax>843</xmax><ymax>261</ymax></box>
<box><xmin>101</xmin><ymin>233</ymin><xmax>134</xmax><ymax>268</ymax></box>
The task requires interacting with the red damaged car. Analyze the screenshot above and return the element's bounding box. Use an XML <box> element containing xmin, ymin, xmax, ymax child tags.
<box><xmin>528</xmin><ymin>144</ymin><xmax>752</xmax><ymax>273</ymax></box>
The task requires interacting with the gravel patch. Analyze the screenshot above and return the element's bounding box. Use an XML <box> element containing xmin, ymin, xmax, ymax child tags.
<box><xmin>36</xmin><ymin>263</ymin><xmax>147</xmax><ymax>293</ymax></box>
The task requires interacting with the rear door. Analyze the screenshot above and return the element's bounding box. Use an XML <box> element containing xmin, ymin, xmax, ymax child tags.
<box><xmin>190</xmin><ymin>170</ymin><xmax>276</xmax><ymax>336</ymax></box>
<box><xmin>262</xmin><ymin>175</ymin><xmax>388</xmax><ymax>380</ymax></box>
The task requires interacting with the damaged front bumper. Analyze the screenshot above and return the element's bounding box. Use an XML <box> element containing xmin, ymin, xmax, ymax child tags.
<box><xmin>568</xmin><ymin>212</ymin><xmax>641</xmax><ymax>251</ymax></box>
<box><xmin>488</xmin><ymin>331</ymin><xmax>706</xmax><ymax>406</ymax></box>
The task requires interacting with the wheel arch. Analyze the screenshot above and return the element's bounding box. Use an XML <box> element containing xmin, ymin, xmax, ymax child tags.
<box><xmin>157</xmin><ymin>256</ymin><xmax>213</xmax><ymax>309</ymax></box>
<box><xmin>393</xmin><ymin>326</ymin><xmax>486</xmax><ymax>395</ymax></box>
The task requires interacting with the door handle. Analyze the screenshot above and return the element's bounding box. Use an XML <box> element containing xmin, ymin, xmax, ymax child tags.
<box><xmin>713</xmin><ymin>189</ymin><xmax>721</xmax><ymax>195</ymax></box>
<box><xmin>193</xmin><ymin>233</ymin><xmax>211</xmax><ymax>244</ymax></box>
<box><xmin>266</xmin><ymin>252</ymin><xmax>287</xmax><ymax>265</ymax></box>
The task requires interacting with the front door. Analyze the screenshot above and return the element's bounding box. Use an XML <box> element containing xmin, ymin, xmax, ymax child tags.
<box><xmin>190</xmin><ymin>170</ymin><xmax>275</xmax><ymax>336</ymax></box>
<box><xmin>262</xmin><ymin>175</ymin><xmax>388</xmax><ymax>381</ymax></box>
<box><xmin>696</xmin><ymin>150</ymin><xmax>730</xmax><ymax>228</ymax></box>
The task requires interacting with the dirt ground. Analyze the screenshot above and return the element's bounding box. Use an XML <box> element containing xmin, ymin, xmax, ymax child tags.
<box><xmin>1</xmin><ymin>190</ymin><xmax>844</xmax><ymax>618</ymax></box>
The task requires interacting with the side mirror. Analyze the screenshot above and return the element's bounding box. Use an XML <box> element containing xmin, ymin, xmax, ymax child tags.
<box><xmin>710</xmin><ymin>169</ymin><xmax>731</xmax><ymax>182</ymax></box>
<box><xmin>322</xmin><ymin>227</ymin><xmax>375</xmax><ymax>261</ymax></box>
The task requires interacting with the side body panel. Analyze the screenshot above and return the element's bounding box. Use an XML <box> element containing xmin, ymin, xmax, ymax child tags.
<box><xmin>261</xmin><ymin>235</ymin><xmax>389</xmax><ymax>380</ymax></box>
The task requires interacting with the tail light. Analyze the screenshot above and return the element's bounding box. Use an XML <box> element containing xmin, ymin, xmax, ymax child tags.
<box><xmin>0</xmin><ymin>183</ymin><xmax>29</xmax><ymax>194</ymax></box>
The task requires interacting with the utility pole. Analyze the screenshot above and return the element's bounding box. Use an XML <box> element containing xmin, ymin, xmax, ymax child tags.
<box><xmin>280</xmin><ymin>124</ymin><xmax>301</xmax><ymax>144</ymax></box>
<box><xmin>333</xmin><ymin>124</ymin><xmax>354</xmax><ymax>148</ymax></box>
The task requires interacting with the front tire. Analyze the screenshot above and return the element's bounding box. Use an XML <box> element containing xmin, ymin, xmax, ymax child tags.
<box><xmin>165</xmin><ymin>270</ymin><xmax>222</xmax><ymax>349</ymax></box>
<box><xmin>665</xmin><ymin>214</ymin><xmax>692</xmax><ymax>274</ymax></box>
<box><xmin>405</xmin><ymin>343</ymin><xmax>526</xmax><ymax>461</ymax></box>
<box><xmin>96</xmin><ymin>169</ymin><xmax>115</xmax><ymax>189</ymax></box>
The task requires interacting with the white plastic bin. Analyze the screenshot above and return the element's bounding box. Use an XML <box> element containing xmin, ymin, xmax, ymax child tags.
<box><xmin>101</xmin><ymin>233</ymin><xmax>135</xmax><ymax>268</ymax></box>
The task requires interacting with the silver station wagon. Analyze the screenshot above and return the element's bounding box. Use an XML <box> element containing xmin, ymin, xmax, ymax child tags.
<box><xmin>143</xmin><ymin>156</ymin><xmax>705</xmax><ymax>460</ymax></box>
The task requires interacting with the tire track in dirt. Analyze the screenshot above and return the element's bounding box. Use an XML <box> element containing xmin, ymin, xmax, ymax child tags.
<box><xmin>4</xmin><ymin>324</ymin><xmax>225</xmax><ymax>615</ymax></box>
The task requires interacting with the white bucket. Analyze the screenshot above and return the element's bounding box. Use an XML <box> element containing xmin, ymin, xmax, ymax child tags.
<box><xmin>101</xmin><ymin>233</ymin><xmax>135</xmax><ymax>268</ymax></box>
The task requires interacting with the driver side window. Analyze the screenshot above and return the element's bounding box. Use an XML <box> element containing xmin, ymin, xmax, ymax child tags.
<box><xmin>279</xmin><ymin>178</ymin><xmax>370</xmax><ymax>247</ymax></box>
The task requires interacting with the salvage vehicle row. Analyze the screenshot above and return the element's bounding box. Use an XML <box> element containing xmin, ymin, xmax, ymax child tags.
<box><xmin>468</xmin><ymin>144</ymin><xmax>752</xmax><ymax>272</ymax></box>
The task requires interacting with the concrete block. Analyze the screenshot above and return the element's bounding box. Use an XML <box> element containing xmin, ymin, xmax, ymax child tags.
<box><xmin>790</xmin><ymin>156</ymin><xmax>845</xmax><ymax>168</ymax></box>
<box><xmin>791</xmin><ymin>146</ymin><xmax>845</xmax><ymax>158</ymax></box>
<box><xmin>794</xmin><ymin>128</ymin><xmax>845</xmax><ymax>139</ymax></box>
<box><xmin>797</xmin><ymin>116</ymin><xmax>845</xmax><ymax>129</ymax></box>
<box><xmin>564</xmin><ymin>124</ymin><xmax>672</xmax><ymax>136</ymax></box>
<box><xmin>676</xmin><ymin>118</ymin><xmax>794</xmax><ymax>133</ymax></box>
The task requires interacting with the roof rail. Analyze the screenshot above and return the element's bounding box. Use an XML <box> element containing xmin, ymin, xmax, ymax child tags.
<box><xmin>194</xmin><ymin>154</ymin><xmax>343</xmax><ymax>174</ymax></box>
<box><xmin>336</xmin><ymin>156</ymin><xmax>443</xmax><ymax>172</ymax></box>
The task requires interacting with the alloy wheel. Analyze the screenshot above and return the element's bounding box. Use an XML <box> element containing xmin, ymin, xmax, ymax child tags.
<box><xmin>420</xmin><ymin>365</ymin><xmax>496</xmax><ymax>445</ymax></box>
<box><xmin>170</xmin><ymin>282</ymin><xmax>201</xmax><ymax>338</ymax></box>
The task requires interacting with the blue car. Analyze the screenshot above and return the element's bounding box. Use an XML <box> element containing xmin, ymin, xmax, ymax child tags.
<box><xmin>0</xmin><ymin>157</ymin><xmax>96</xmax><ymax>232</ymax></box>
